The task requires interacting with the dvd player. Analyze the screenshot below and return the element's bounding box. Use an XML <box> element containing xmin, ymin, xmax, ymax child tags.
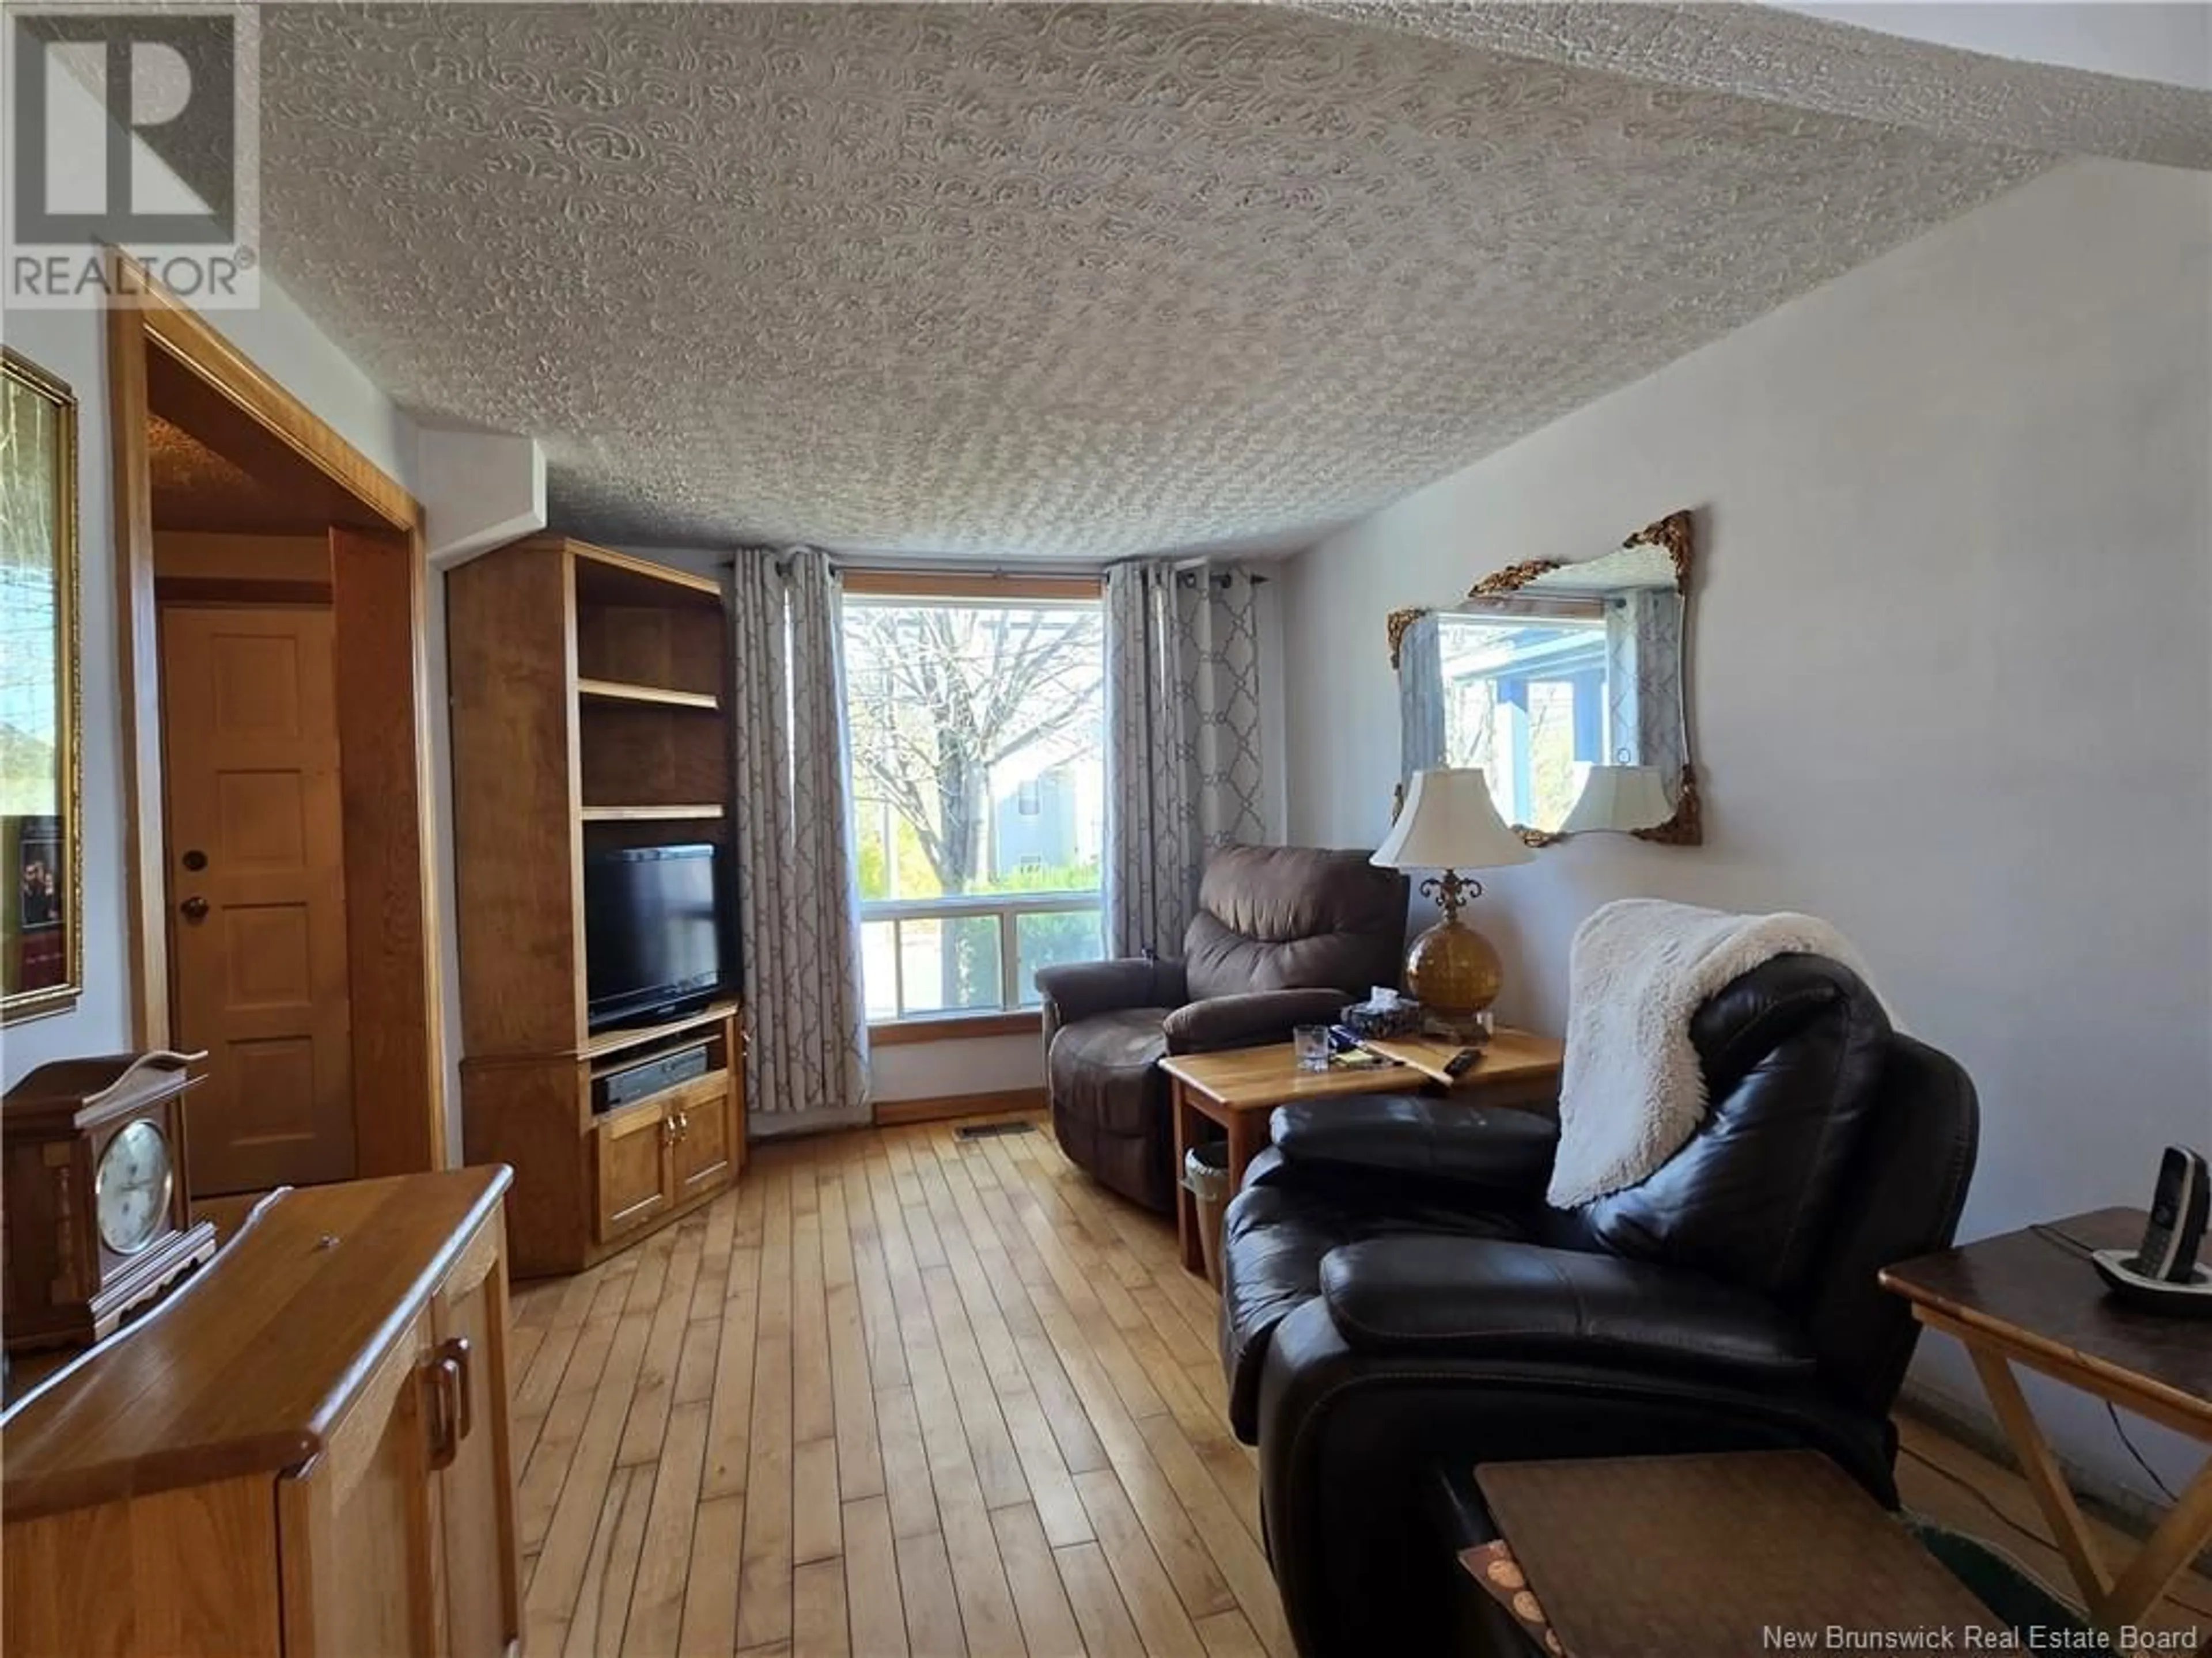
<box><xmin>599</xmin><ymin>1041</ymin><xmax>713</xmax><ymax>1111</ymax></box>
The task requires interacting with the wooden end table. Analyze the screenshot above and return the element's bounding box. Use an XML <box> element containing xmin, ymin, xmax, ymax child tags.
<box><xmin>1159</xmin><ymin>1028</ymin><xmax>1565</xmax><ymax>1276</ymax></box>
<box><xmin>1881</xmin><ymin>1208</ymin><xmax>2212</xmax><ymax>1633</ymax></box>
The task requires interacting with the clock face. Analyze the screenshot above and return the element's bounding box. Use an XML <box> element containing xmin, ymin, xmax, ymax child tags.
<box><xmin>95</xmin><ymin>1119</ymin><xmax>174</xmax><ymax>1257</ymax></box>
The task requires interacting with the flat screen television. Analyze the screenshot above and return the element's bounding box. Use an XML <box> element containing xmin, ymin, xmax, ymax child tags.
<box><xmin>584</xmin><ymin>843</ymin><xmax>735</xmax><ymax>1030</ymax></box>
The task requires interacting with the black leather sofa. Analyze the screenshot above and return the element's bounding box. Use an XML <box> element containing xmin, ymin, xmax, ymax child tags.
<box><xmin>1215</xmin><ymin>954</ymin><xmax>1980</xmax><ymax>1658</ymax></box>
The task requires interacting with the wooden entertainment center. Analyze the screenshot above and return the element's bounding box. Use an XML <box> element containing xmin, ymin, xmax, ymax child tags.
<box><xmin>448</xmin><ymin>536</ymin><xmax>744</xmax><ymax>1277</ymax></box>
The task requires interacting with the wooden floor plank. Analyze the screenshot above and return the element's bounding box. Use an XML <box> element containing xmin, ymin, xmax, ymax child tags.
<box><xmin>990</xmin><ymin>1501</ymin><xmax>1088</xmax><ymax>1658</ymax></box>
<box><xmin>620</xmin><ymin>1224</ymin><xmax>704</xmax><ymax>1466</ymax></box>
<box><xmin>1055</xmin><ymin>1540</ymin><xmax>1150</xmax><ymax>1658</ymax></box>
<box><xmin>793</xmin><ymin>1199</ymin><xmax>838</xmax><ymax>1446</ymax></box>
<box><xmin>842</xmin><ymin>1495</ymin><xmax>910</xmax><ymax>1658</ymax></box>
<box><xmin>794</xmin><ymin>1435</ymin><xmax>844</xmax><ymax>1566</ymax></box>
<box><xmin>677</xmin><ymin>1495</ymin><xmax>746</xmax><ymax>1658</ymax></box>
<box><xmin>623</xmin><ymin>1399</ymin><xmax>711</xmax><ymax>1656</ymax></box>
<box><xmin>557</xmin><ymin>1463</ymin><xmax>653</xmax><ymax>1658</ymax></box>
<box><xmin>532</xmin><ymin>1307</ymin><xmax>653</xmax><ymax>1608</ymax></box>
<box><xmin>1193</xmin><ymin>1610</ymin><xmax>1268</xmax><ymax>1658</ymax></box>
<box><xmin>1074</xmin><ymin>1469</ymin><xmax>1207</xmax><ymax>1658</ymax></box>
<box><xmin>793</xmin><ymin>1557</ymin><xmax>851</xmax><ymax>1658</ymax></box>
<box><xmin>700</xmin><ymin>1243</ymin><xmax>764</xmax><ymax>1501</ymax></box>
<box><xmin>894</xmin><ymin>1527</ymin><xmax>970</xmax><ymax>1658</ymax></box>
<box><xmin>738</xmin><ymin>1165</ymin><xmax>799</xmax><ymax>1652</ymax></box>
<box><xmin>876</xmin><ymin>1383</ymin><xmax>941</xmax><ymax>1543</ymax></box>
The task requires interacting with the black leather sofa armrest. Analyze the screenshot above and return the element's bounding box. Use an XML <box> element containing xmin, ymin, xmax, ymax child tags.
<box><xmin>1269</xmin><ymin>1096</ymin><xmax>1557</xmax><ymax>1194</ymax></box>
<box><xmin>1319</xmin><ymin>1235</ymin><xmax>1817</xmax><ymax>1382</ymax></box>
<box><xmin>1161</xmin><ymin>987</ymin><xmax>1348</xmax><ymax>1054</ymax></box>
<box><xmin>1034</xmin><ymin>956</ymin><xmax>1188</xmax><ymax>1026</ymax></box>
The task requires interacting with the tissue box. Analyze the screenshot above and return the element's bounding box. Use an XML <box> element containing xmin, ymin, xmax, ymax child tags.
<box><xmin>1340</xmin><ymin>997</ymin><xmax>1423</xmax><ymax>1039</ymax></box>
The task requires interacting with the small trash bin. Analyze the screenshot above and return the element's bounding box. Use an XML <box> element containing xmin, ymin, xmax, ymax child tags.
<box><xmin>1183</xmin><ymin>1142</ymin><xmax>1233</xmax><ymax>1289</ymax></box>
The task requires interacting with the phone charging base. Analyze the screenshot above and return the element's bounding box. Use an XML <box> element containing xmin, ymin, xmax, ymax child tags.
<box><xmin>2090</xmin><ymin>1249</ymin><xmax>2212</xmax><ymax>1317</ymax></box>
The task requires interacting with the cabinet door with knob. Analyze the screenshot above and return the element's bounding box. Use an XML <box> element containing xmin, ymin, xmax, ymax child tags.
<box><xmin>595</xmin><ymin>1095</ymin><xmax>673</xmax><ymax>1245</ymax></box>
<box><xmin>278</xmin><ymin>1307</ymin><xmax>442</xmax><ymax>1655</ymax></box>
<box><xmin>668</xmin><ymin>1073</ymin><xmax>736</xmax><ymax>1201</ymax></box>
<box><xmin>426</xmin><ymin>1211</ymin><xmax>520</xmax><ymax>1658</ymax></box>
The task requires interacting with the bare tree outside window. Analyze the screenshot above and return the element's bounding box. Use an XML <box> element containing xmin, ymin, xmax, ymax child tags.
<box><xmin>842</xmin><ymin>594</ymin><xmax>1106</xmax><ymax>1015</ymax></box>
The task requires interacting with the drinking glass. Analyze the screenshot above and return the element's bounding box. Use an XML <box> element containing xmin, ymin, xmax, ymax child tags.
<box><xmin>1293</xmin><ymin>1025</ymin><xmax>1332</xmax><ymax>1073</ymax></box>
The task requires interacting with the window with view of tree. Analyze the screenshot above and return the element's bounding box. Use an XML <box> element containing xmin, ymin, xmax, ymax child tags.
<box><xmin>842</xmin><ymin>585</ymin><xmax>1107</xmax><ymax>1020</ymax></box>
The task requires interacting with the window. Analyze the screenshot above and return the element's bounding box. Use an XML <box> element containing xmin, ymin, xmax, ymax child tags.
<box><xmin>842</xmin><ymin>578</ymin><xmax>1106</xmax><ymax>1020</ymax></box>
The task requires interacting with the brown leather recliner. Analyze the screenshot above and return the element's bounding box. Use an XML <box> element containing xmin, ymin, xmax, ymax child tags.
<box><xmin>1035</xmin><ymin>845</ymin><xmax>1409</xmax><ymax>1213</ymax></box>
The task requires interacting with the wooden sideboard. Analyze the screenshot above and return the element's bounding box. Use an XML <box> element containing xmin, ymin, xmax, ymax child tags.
<box><xmin>2</xmin><ymin>1167</ymin><xmax>520</xmax><ymax>1657</ymax></box>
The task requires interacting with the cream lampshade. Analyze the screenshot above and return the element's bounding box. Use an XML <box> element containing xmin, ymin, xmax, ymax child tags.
<box><xmin>1561</xmin><ymin>764</ymin><xmax>1674</xmax><ymax>834</ymax></box>
<box><xmin>1372</xmin><ymin>768</ymin><xmax>1533</xmax><ymax>1033</ymax></box>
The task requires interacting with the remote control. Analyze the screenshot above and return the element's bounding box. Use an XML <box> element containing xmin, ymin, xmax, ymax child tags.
<box><xmin>1442</xmin><ymin>1048</ymin><xmax>1482</xmax><ymax>1080</ymax></box>
<box><xmin>2133</xmin><ymin>1146</ymin><xmax>2210</xmax><ymax>1283</ymax></box>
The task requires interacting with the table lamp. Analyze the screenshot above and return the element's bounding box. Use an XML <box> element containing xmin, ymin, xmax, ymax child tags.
<box><xmin>1561</xmin><ymin>764</ymin><xmax>1673</xmax><ymax>834</ymax></box>
<box><xmin>1371</xmin><ymin>767</ymin><xmax>1533</xmax><ymax>1034</ymax></box>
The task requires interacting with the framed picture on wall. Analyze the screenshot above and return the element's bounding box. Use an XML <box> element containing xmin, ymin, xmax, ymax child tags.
<box><xmin>1</xmin><ymin>347</ymin><xmax>83</xmax><ymax>1023</ymax></box>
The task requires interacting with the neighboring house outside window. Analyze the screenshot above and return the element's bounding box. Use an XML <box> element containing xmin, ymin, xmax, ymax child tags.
<box><xmin>840</xmin><ymin>576</ymin><xmax>1106</xmax><ymax>1021</ymax></box>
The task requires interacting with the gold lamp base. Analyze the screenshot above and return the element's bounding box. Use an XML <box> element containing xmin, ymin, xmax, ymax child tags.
<box><xmin>1403</xmin><ymin>868</ymin><xmax>1505</xmax><ymax>1033</ymax></box>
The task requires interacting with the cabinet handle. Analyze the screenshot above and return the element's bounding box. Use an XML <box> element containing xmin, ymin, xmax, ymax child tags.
<box><xmin>440</xmin><ymin>1335</ymin><xmax>474</xmax><ymax>1445</ymax></box>
<box><xmin>423</xmin><ymin>1352</ymin><xmax>462</xmax><ymax>1471</ymax></box>
<box><xmin>676</xmin><ymin>1110</ymin><xmax>691</xmax><ymax>1140</ymax></box>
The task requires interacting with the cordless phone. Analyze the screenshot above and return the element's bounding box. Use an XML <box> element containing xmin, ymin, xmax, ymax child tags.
<box><xmin>2132</xmin><ymin>1146</ymin><xmax>2210</xmax><ymax>1283</ymax></box>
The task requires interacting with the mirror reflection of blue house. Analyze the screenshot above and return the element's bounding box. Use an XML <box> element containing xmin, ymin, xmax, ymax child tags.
<box><xmin>1440</xmin><ymin>616</ymin><xmax>1608</xmax><ymax>826</ymax></box>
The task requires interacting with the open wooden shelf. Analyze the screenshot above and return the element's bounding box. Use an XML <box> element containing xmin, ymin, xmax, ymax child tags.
<box><xmin>449</xmin><ymin>533</ymin><xmax>743</xmax><ymax>1278</ymax></box>
<box><xmin>583</xmin><ymin>997</ymin><xmax>744</xmax><ymax>1064</ymax></box>
<box><xmin>578</xmin><ymin>803</ymin><xmax>725</xmax><ymax>823</ymax></box>
<box><xmin>577</xmin><ymin>677</ymin><xmax>721</xmax><ymax>712</ymax></box>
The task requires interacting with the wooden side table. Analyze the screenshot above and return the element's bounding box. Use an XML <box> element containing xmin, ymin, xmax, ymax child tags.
<box><xmin>1469</xmin><ymin>1451</ymin><xmax>2006</xmax><ymax>1656</ymax></box>
<box><xmin>1882</xmin><ymin>1208</ymin><xmax>2212</xmax><ymax>1634</ymax></box>
<box><xmin>1159</xmin><ymin>1029</ymin><xmax>1565</xmax><ymax>1276</ymax></box>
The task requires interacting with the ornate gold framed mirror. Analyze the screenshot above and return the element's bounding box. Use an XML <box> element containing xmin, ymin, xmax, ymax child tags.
<box><xmin>1</xmin><ymin>347</ymin><xmax>84</xmax><ymax>1022</ymax></box>
<box><xmin>1390</xmin><ymin>510</ymin><xmax>1699</xmax><ymax>845</ymax></box>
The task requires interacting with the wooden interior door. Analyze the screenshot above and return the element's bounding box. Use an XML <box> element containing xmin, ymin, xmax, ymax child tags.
<box><xmin>160</xmin><ymin>604</ymin><xmax>355</xmax><ymax>1194</ymax></box>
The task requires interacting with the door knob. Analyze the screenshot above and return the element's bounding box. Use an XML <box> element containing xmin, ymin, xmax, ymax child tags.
<box><xmin>180</xmin><ymin>896</ymin><xmax>209</xmax><ymax>922</ymax></box>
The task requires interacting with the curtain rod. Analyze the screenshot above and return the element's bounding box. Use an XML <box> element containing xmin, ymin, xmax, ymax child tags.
<box><xmin>718</xmin><ymin>550</ymin><xmax>1267</xmax><ymax>585</ymax></box>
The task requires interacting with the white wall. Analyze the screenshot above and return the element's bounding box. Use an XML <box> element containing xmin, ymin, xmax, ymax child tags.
<box><xmin>872</xmin><ymin>1034</ymin><xmax>1043</xmax><ymax>1103</ymax></box>
<box><xmin>1281</xmin><ymin>157</ymin><xmax>2212</xmax><ymax>1503</ymax></box>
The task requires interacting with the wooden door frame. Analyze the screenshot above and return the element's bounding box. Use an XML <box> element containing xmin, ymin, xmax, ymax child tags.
<box><xmin>107</xmin><ymin>251</ymin><xmax>448</xmax><ymax>1176</ymax></box>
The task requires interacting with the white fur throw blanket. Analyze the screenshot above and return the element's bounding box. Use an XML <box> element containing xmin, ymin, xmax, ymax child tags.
<box><xmin>1547</xmin><ymin>898</ymin><xmax>1879</xmax><ymax>1209</ymax></box>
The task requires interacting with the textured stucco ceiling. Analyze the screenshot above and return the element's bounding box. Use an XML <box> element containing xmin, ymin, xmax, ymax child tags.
<box><xmin>1306</xmin><ymin>3</ymin><xmax>2212</xmax><ymax>169</ymax></box>
<box><xmin>249</xmin><ymin>3</ymin><xmax>2056</xmax><ymax>560</ymax></box>
<box><xmin>146</xmin><ymin>413</ymin><xmax>327</xmax><ymax>533</ymax></box>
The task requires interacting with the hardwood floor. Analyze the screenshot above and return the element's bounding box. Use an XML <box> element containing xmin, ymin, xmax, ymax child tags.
<box><xmin>509</xmin><ymin>1113</ymin><xmax>2211</xmax><ymax>1657</ymax></box>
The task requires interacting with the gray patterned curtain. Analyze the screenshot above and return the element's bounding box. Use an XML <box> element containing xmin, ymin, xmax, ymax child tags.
<box><xmin>1398</xmin><ymin>611</ymin><xmax>1445</xmax><ymax>780</ymax></box>
<box><xmin>1104</xmin><ymin>560</ymin><xmax>1266</xmax><ymax>957</ymax></box>
<box><xmin>1604</xmin><ymin>590</ymin><xmax>1685</xmax><ymax>780</ymax></box>
<box><xmin>728</xmin><ymin>548</ymin><xmax>871</xmax><ymax>1134</ymax></box>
